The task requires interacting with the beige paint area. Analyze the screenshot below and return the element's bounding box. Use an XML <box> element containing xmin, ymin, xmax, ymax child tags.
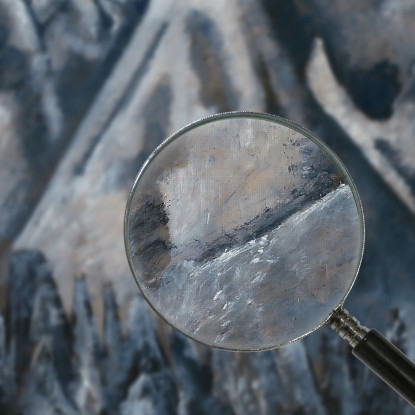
<box><xmin>157</xmin><ymin>118</ymin><xmax>307</xmax><ymax>253</ymax></box>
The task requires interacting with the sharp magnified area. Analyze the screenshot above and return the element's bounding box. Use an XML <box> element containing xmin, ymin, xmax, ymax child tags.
<box><xmin>127</xmin><ymin>116</ymin><xmax>363</xmax><ymax>350</ymax></box>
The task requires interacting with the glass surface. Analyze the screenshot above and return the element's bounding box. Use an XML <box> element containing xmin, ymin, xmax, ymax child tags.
<box><xmin>125</xmin><ymin>112</ymin><xmax>364</xmax><ymax>351</ymax></box>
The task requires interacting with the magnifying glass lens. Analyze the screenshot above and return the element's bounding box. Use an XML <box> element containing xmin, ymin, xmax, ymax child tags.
<box><xmin>125</xmin><ymin>113</ymin><xmax>364</xmax><ymax>351</ymax></box>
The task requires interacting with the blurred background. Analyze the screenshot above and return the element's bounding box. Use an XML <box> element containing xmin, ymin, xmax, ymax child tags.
<box><xmin>0</xmin><ymin>0</ymin><xmax>415</xmax><ymax>413</ymax></box>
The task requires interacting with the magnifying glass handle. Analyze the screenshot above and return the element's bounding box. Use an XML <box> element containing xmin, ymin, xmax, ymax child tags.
<box><xmin>329</xmin><ymin>308</ymin><xmax>415</xmax><ymax>406</ymax></box>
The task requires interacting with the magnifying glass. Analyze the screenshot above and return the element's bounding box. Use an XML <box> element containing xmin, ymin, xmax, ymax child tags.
<box><xmin>124</xmin><ymin>112</ymin><xmax>415</xmax><ymax>405</ymax></box>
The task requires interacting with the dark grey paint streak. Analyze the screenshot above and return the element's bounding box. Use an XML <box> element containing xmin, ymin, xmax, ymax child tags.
<box><xmin>123</xmin><ymin>77</ymin><xmax>173</xmax><ymax>185</ymax></box>
<box><xmin>186</xmin><ymin>10</ymin><xmax>240</xmax><ymax>112</ymax></box>
<box><xmin>255</xmin><ymin>54</ymin><xmax>280</xmax><ymax>115</ymax></box>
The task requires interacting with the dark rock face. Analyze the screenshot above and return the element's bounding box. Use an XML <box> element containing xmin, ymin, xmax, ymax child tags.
<box><xmin>345</xmin><ymin>60</ymin><xmax>401</xmax><ymax>120</ymax></box>
<box><xmin>293</xmin><ymin>0</ymin><xmax>410</xmax><ymax>120</ymax></box>
<box><xmin>1</xmin><ymin>0</ymin><xmax>415</xmax><ymax>413</ymax></box>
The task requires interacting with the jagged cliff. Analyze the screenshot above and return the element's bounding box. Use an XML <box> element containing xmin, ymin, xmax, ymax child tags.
<box><xmin>0</xmin><ymin>0</ymin><xmax>415</xmax><ymax>413</ymax></box>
